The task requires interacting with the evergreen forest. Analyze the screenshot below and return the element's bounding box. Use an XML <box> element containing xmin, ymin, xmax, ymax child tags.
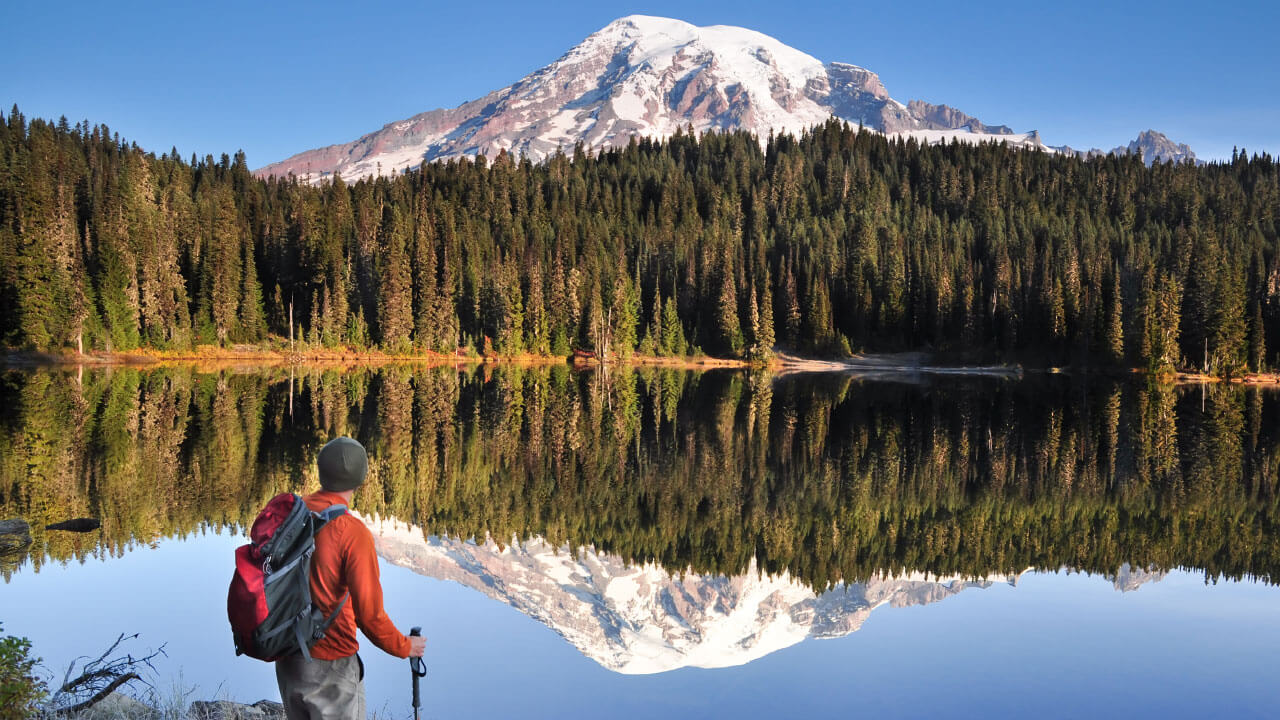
<box><xmin>2</xmin><ymin>106</ymin><xmax>1279</xmax><ymax>372</ymax></box>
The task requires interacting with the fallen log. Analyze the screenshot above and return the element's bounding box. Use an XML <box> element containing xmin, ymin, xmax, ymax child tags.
<box><xmin>46</xmin><ymin>518</ymin><xmax>101</xmax><ymax>532</ymax></box>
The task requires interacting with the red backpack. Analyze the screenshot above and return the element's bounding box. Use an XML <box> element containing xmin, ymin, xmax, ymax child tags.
<box><xmin>228</xmin><ymin>493</ymin><xmax>348</xmax><ymax>661</ymax></box>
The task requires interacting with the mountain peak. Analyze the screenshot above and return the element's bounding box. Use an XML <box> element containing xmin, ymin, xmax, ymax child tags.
<box><xmin>1115</xmin><ymin>129</ymin><xmax>1197</xmax><ymax>166</ymax></box>
<box><xmin>597</xmin><ymin>14</ymin><xmax>696</xmax><ymax>36</ymax></box>
<box><xmin>253</xmin><ymin>17</ymin><xmax>1180</xmax><ymax>182</ymax></box>
<box><xmin>578</xmin><ymin>15</ymin><xmax>828</xmax><ymax>91</ymax></box>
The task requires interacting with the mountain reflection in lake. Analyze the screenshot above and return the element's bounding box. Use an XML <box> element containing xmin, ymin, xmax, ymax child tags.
<box><xmin>365</xmin><ymin>517</ymin><xmax>1158</xmax><ymax>675</ymax></box>
<box><xmin>2</xmin><ymin>365</ymin><xmax>1279</xmax><ymax>717</ymax></box>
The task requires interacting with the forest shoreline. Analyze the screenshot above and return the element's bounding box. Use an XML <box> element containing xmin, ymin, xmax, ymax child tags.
<box><xmin>0</xmin><ymin>345</ymin><xmax>756</xmax><ymax>372</ymax></box>
<box><xmin>6</xmin><ymin>346</ymin><xmax>1280</xmax><ymax>384</ymax></box>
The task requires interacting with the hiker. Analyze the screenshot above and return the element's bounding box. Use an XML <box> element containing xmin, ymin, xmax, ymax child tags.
<box><xmin>276</xmin><ymin>436</ymin><xmax>427</xmax><ymax>719</ymax></box>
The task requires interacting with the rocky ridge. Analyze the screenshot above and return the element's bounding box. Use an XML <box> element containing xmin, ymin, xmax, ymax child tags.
<box><xmin>1113</xmin><ymin>129</ymin><xmax>1198</xmax><ymax>165</ymax></box>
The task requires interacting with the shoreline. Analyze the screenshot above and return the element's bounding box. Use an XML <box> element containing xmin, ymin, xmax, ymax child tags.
<box><xmin>1</xmin><ymin>346</ymin><xmax>758</xmax><ymax>373</ymax></box>
<box><xmin>4</xmin><ymin>347</ymin><xmax>1280</xmax><ymax>384</ymax></box>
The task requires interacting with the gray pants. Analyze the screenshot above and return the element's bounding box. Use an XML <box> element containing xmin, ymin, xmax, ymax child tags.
<box><xmin>275</xmin><ymin>653</ymin><xmax>365</xmax><ymax>720</ymax></box>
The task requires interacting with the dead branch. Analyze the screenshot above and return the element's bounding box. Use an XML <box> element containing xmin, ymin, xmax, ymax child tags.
<box><xmin>48</xmin><ymin>632</ymin><xmax>166</xmax><ymax>716</ymax></box>
<box><xmin>56</xmin><ymin>673</ymin><xmax>139</xmax><ymax>715</ymax></box>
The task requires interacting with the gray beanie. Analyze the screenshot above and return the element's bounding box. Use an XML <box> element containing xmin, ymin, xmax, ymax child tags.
<box><xmin>318</xmin><ymin>437</ymin><xmax>368</xmax><ymax>492</ymax></box>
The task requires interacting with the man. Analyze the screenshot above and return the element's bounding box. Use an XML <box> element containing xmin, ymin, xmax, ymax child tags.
<box><xmin>276</xmin><ymin>436</ymin><xmax>427</xmax><ymax>719</ymax></box>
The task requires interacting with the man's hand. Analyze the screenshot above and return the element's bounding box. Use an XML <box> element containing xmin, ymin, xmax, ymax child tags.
<box><xmin>408</xmin><ymin>634</ymin><xmax>427</xmax><ymax>657</ymax></box>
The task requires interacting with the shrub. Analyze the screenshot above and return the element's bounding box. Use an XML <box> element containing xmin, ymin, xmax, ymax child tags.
<box><xmin>0</xmin><ymin>623</ymin><xmax>47</xmax><ymax>717</ymax></box>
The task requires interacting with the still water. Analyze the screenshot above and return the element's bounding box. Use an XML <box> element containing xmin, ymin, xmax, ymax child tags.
<box><xmin>2</xmin><ymin>365</ymin><xmax>1278</xmax><ymax>718</ymax></box>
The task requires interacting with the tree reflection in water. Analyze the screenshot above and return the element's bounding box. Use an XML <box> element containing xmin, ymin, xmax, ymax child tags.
<box><xmin>2</xmin><ymin>365</ymin><xmax>1277</xmax><ymax>589</ymax></box>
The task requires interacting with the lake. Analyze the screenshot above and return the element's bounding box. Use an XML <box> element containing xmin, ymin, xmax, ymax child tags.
<box><xmin>3</xmin><ymin>365</ymin><xmax>1278</xmax><ymax>719</ymax></box>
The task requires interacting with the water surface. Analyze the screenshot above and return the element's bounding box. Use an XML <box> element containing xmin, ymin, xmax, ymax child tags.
<box><xmin>2</xmin><ymin>366</ymin><xmax>1278</xmax><ymax>718</ymax></box>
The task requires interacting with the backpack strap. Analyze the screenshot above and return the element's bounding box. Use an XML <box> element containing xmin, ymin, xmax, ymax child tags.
<box><xmin>317</xmin><ymin>593</ymin><xmax>349</xmax><ymax>636</ymax></box>
<box><xmin>315</xmin><ymin>504</ymin><xmax>348</xmax><ymax>528</ymax></box>
<box><xmin>296</xmin><ymin>504</ymin><xmax>349</xmax><ymax>662</ymax></box>
<box><xmin>296</xmin><ymin>619</ymin><xmax>313</xmax><ymax>663</ymax></box>
<box><xmin>297</xmin><ymin>591</ymin><xmax>349</xmax><ymax>663</ymax></box>
<box><xmin>296</xmin><ymin>545</ymin><xmax>318</xmax><ymax>662</ymax></box>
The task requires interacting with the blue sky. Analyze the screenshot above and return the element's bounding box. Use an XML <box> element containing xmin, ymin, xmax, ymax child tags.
<box><xmin>3</xmin><ymin>0</ymin><xmax>1277</xmax><ymax>165</ymax></box>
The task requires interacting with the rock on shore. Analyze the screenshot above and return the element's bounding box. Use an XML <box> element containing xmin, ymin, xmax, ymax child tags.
<box><xmin>188</xmin><ymin>700</ymin><xmax>285</xmax><ymax>719</ymax></box>
<box><xmin>0</xmin><ymin>518</ymin><xmax>32</xmax><ymax>553</ymax></box>
<box><xmin>71</xmin><ymin>694</ymin><xmax>285</xmax><ymax>719</ymax></box>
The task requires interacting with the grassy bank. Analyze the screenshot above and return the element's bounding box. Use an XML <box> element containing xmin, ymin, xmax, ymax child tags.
<box><xmin>1</xmin><ymin>344</ymin><xmax>758</xmax><ymax>372</ymax></box>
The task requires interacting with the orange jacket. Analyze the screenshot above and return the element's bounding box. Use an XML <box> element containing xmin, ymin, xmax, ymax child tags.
<box><xmin>304</xmin><ymin>491</ymin><xmax>412</xmax><ymax>660</ymax></box>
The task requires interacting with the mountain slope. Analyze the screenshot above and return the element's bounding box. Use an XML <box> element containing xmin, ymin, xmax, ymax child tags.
<box><xmin>255</xmin><ymin>16</ymin><xmax>1055</xmax><ymax>182</ymax></box>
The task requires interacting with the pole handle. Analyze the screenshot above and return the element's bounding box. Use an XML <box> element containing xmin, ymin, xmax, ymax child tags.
<box><xmin>409</xmin><ymin>627</ymin><xmax>426</xmax><ymax>676</ymax></box>
<box><xmin>409</xmin><ymin>625</ymin><xmax>426</xmax><ymax>715</ymax></box>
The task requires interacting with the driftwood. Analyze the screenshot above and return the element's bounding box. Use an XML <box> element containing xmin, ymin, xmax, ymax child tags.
<box><xmin>45</xmin><ymin>518</ymin><xmax>102</xmax><ymax>533</ymax></box>
<box><xmin>57</xmin><ymin>673</ymin><xmax>141</xmax><ymax>715</ymax></box>
<box><xmin>49</xmin><ymin>633</ymin><xmax>166</xmax><ymax>716</ymax></box>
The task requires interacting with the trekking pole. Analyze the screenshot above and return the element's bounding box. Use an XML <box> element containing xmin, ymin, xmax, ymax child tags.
<box><xmin>409</xmin><ymin>626</ymin><xmax>426</xmax><ymax>720</ymax></box>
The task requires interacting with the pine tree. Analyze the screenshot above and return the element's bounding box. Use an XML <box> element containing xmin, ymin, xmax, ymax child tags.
<box><xmin>610</xmin><ymin>272</ymin><xmax>639</xmax><ymax>360</ymax></box>
<box><xmin>781</xmin><ymin>263</ymin><xmax>801</xmax><ymax>348</ymax></box>
<box><xmin>805</xmin><ymin>278</ymin><xmax>833</xmax><ymax>353</ymax></box>
<box><xmin>639</xmin><ymin>285</ymin><xmax>661</xmax><ymax>356</ymax></box>
<box><xmin>1150</xmin><ymin>274</ymin><xmax>1183</xmax><ymax>373</ymax></box>
<box><xmin>238</xmin><ymin>240</ymin><xmax>266</xmax><ymax>342</ymax></box>
<box><xmin>661</xmin><ymin>295</ymin><xmax>686</xmax><ymax>356</ymax></box>
<box><xmin>377</xmin><ymin>206</ymin><xmax>413</xmax><ymax>351</ymax></box>
<box><xmin>587</xmin><ymin>278</ymin><xmax>609</xmax><ymax>359</ymax></box>
<box><xmin>203</xmin><ymin>187</ymin><xmax>245</xmax><ymax>346</ymax></box>
<box><xmin>1181</xmin><ymin>235</ymin><xmax>1219</xmax><ymax>368</ymax></box>
<box><xmin>756</xmin><ymin>270</ymin><xmax>776</xmax><ymax>359</ymax></box>
<box><xmin>322</xmin><ymin>178</ymin><xmax>353</xmax><ymax>346</ymax></box>
<box><xmin>524</xmin><ymin>260</ymin><xmax>549</xmax><ymax>356</ymax></box>
<box><xmin>1248</xmin><ymin>299</ymin><xmax>1266</xmax><ymax>372</ymax></box>
<box><xmin>411</xmin><ymin>207</ymin><xmax>438</xmax><ymax>350</ymax></box>
<box><xmin>716</xmin><ymin>255</ymin><xmax>743</xmax><ymax>356</ymax></box>
<box><xmin>1211</xmin><ymin>261</ymin><xmax>1248</xmax><ymax>375</ymax></box>
<box><xmin>747</xmin><ymin>283</ymin><xmax>761</xmax><ymax>356</ymax></box>
<box><xmin>433</xmin><ymin>208</ymin><xmax>459</xmax><ymax>351</ymax></box>
<box><xmin>1104</xmin><ymin>264</ymin><xmax>1124</xmax><ymax>366</ymax></box>
<box><xmin>494</xmin><ymin>257</ymin><xmax>524</xmax><ymax>354</ymax></box>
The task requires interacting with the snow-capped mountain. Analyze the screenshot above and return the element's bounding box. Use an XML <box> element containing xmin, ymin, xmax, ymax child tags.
<box><xmin>1111</xmin><ymin>129</ymin><xmax>1197</xmax><ymax>166</ymax></box>
<box><xmin>365</xmin><ymin>515</ymin><xmax>1024</xmax><ymax>674</ymax></box>
<box><xmin>255</xmin><ymin>15</ymin><xmax>1097</xmax><ymax>183</ymax></box>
